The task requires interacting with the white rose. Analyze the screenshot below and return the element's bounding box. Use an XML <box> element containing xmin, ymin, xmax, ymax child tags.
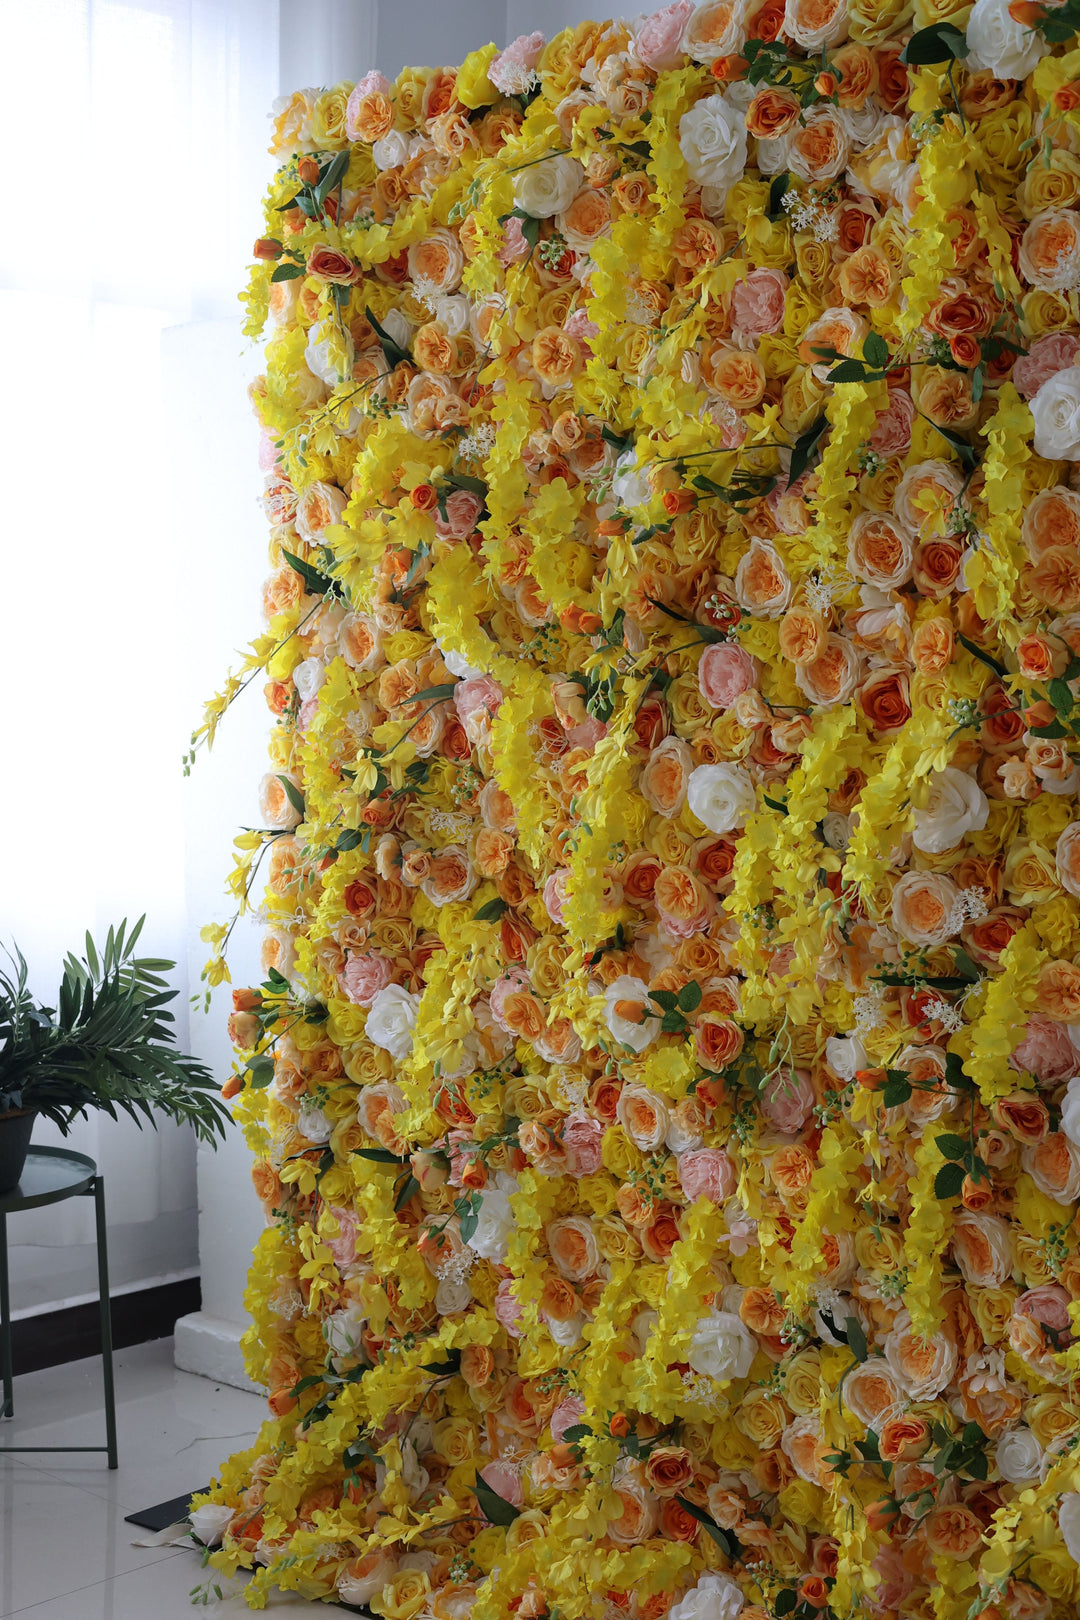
<box><xmin>547</xmin><ymin>1313</ymin><xmax>585</xmax><ymax>1346</ymax></box>
<box><xmin>616</xmin><ymin>1082</ymin><xmax>670</xmax><ymax>1151</ymax></box>
<box><xmin>784</xmin><ymin>0</ymin><xmax>847</xmax><ymax>51</ymax></box>
<box><xmin>1031</xmin><ymin>368</ymin><xmax>1080</xmax><ymax>461</ymax></box>
<box><xmin>1057</xmin><ymin>823</ymin><xmax>1080</xmax><ymax>898</ymax></box>
<box><xmin>1061</xmin><ymin>1492</ymin><xmax>1080</xmax><ymax>1563</ymax></box>
<box><xmin>324</xmin><ymin>1303</ymin><xmax>366</xmax><ymax>1358</ymax></box>
<box><xmin>912</xmin><ymin>766</ymin><xmax>989</xmax><ymax>854</ymax></box>
<box><xmin>408</xmin><ymin>227</ymin><xmax>464</xmax><ymax>293</ymax></box>
<box><xmin>679</xmin><ymin>94</ymin><xmax>747</xmax><ymax>204</ymax></box>
<box><xmin>434</xmin><ymin>294</ymin><xmax>470</xmax><ymax>337</ymax></box>
<box><xmin>612</xmin><ymin>449</ymin><xmax>651</xmax><ymax>509</ymax></box>
<box><xmin>435</xmin><ymin>1275</ymin><xmax>473</xmax><ymax>1315</ymax></box>
<box><xmin>687</xmin><ymin>762</ymin><xmax>756</xmax><ymax>834</ymax></box>
<box><xmin>292</xmin><ymin>656</ymin><xmax>326</xmax><ymax>705</ymax></box>
<box><xmin>1060</xmin><ymin>1076</ymin><xmax>1080</xmax><ymax>1148</ymax></box>
<box><xmin>469</xmin><ymin>1173</ymin><xmax>518</xmax><ymax>1261</ymax></box>
<box><xmin>514</xmin><ymin>154</ymin><xmax>582</xmax><ymax>217</ymax></box>
<box><xmin>688</xmin><ymin>1309</ymin><xmax>757</xmax><ymax>1382</ymax></box>
<box><xmin>259</xmin><ymin>772</ymin><xmax>302</xmax><ymax>831</ymax></box>
<box><xmin>372</xmin><ymin>129</ymin><xmax>409</xmax><ymax>170</ymax></box>
<box><xmin>821</xmin><ymin>811</ymin><xmax>852</xmax><ymax>851</ymax></box>
<box><xmin>379</xmin><ymin>307</ymin><xmax>413</xmax><ymax>350</ymax></box>
<box><xmin>967</xmin><ymin>0</ymin><xmax>1048</xmax><ymax>80</ymax></box>
<box><xmin>337</xmin><ymin>1551</ymin><xmax>396</xmax><ymax>1607</ymax></box>
<box><xmin>189</xmin><ymin>1502</ymin><xmax>234</xmax><ymax>1548</ymax></box>
<box><xmin>297</xmin><ymin>1102</ymin><xmax>332</xmax><ymax>1144</ymax></box>
<box><xmin>825</xmin><ymin>1034</ymin><xmax>867</xmax><ymax>1082</ymax></box>
<box><xmin>685</xmin><ymin>2</ymin><xmax>747</xmax><ymax>61</ymax></box>
<box><xmin>440</xmin><ymin>645</ymin><xmax>483</xmax><ymax>679</ymax></box>
<box><xmin>304</xmin><ymin>329</ymin><xmax>353</xmax><ymax>387</ymax></box>
<box><xmin>604</xmin><ymin>975</ymin><xmax>659</xmax><ymax>1053</ymax></box>
<box><xmin>365</xmin><ymin>984</ymin><xmax>419</xmax><ymax>1061</ymax></box>
<box><xmin>670</xmin><ymin>1573</ymin><xmax>745</xmax><ymax>1620</ymax></box>
<box><xmin>995</xmin><ymin>1426</ymin><xmax>1044</xmax><ymax>1485</ymax></box>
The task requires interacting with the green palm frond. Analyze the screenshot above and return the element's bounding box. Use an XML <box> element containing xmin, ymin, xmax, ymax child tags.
<box><xmin>0</xmin><ymin>918</ymin><xmax>230</xmax><ymax>1145</ymax></box>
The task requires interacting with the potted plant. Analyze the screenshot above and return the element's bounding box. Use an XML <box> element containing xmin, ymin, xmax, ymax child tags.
<box><xmin>0</xmin><ymin>918</ymin><xmax>230</xmax><ymax>1193</ymax></box>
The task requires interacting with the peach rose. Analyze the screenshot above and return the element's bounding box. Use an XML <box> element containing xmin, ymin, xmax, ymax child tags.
<box><xmin>760</xmin><ymin>1067</ymin><xmax>814</xmax><ymax>1133</ymax></box>
<box><xmin>951</xmin><ymin>1211</ymin><xmax>1012</xmax><ymax>1287</ymax></box>
<box><xmin>735</xmin><ymin>539</ymin><xmax>792</xmax><ymax>618</ymax></box>
<box><xmin>911</xmin><ymin>616</ymin><xmax>955</xmax><ymax>674</ymax></box>
<box><xmin>643</xmin><ymin>1445</ymin><xmax>695</xmax><ymax>1496</ymax></box>
<box><xmin>731</xmin><ymin>267</ymin><xmax>789</xmax><ymax>339</ymax></box>
<box><xmin>1037</xmin><ymin>957</ymin><xmax>1080</xmax><ymax>1020</ymax></box>
<box><xmin>869</xmin><ymin>387</ymin><xmax>915</xmax><ymax>459</ymax></box>
<box><xmin>787</xmin><ymin>104</ymin><xmax>850</xmax><ymax>184</ymax></box>
<box><xmin>1022</xmin><ymin>1132</ymin><xmax>1080</xmax><ymax>1203</ymax></box>
<box><xmin>1022</xmin><ymin>486</ymin><xmax>1080</xmax><ymax>560</ymax></box>
<box><xmin>698</xmin><ymin>642</ymin><xmax>759</xmax><ymax>708</ymax></box>
<box><xmin>836</xmin><ymin>244</ymin><xmax>895</xmax><ymax>309</ymax></box>
<box><xmin>746</xmin><ymin>87</ymin><xmax>800</xmax><ymax>140</ymax></box>
<box><xmin>847</xmin><ymin>511</ymin><xmax>914</xmax><ymax>589</ymax></box>
<box><xmin>800</xmin><ymin>307</ymin><xmax>868</xmax><ymax>384</ymax></box>
<box><xmin>884</xmin><ymin>1317</ymin><xmax>956</xmax><ymax>1399</ymax></box>
<box><xmin>617</xmin><ymin>1084</ymin><xmax>670</xmax><ymax>1152</ymax></box>
<box><xmin>706</xmin><ymin>345</ymin><xmax>767</xmax><ymax>409</ymax></box>
<box><xmin>421</xmin><ymin>845</ymin><xmax>477</xmax><ymax>907</ymax></box>
<box><xmin>532</xmin><ymin>326</ymin><xmax>583</xmax><ymax>390</ymax></box>
<box><xmin>891</xmin><ymin>870</ymin><xmax>960</xmax><ymax>946</ymax></box>
<box><xmin>641</xmin><ymin>735</ymin><xmax>694</xmax><ymax>818</ymax></box>
<box><xmin>1019</xmin><ymin>208</ymin><xmax>1080</xmax><ymax>293</ymax></box>
<box><xmin>1013</xmin><ymin>333</ymin><xmax>1080</xmax><ymax>399</ymax></box>
<box><xmin>408</xmin><ymin>228</ymin><xmax>464</xmax><ymax>294</ymax></box>
<box><xmin>796</xmin><ymin>634</ymin><xmax>861</xmax><ymax>707</ymax></box>
<box><xmin>547</xmin><ymin>1215</ymin><xmax>600</xmax><ymax>1281</ymax></box>
<box><xmin>679</xmin><ymin>1147</ymin><xmax>737</xmax><ymax>1203</ymax></box>
<box><xmin>694</xmin><ymin>1015</ymin><xmax>744</xmax><ymax>1071</ymax></box>
<box><xmin>844</xmin><ymin>1361</ymin><xmax>906</xmax><ymax>1429</ymax></box>
<box><xmin>1030</xmin><ymin>546</ymin><xmax>1080</xmax><ymax>611</ymax></box>
<box><xmin>924</xmin><ymin>1505</ymin><xmax>984</xmax><ymax>1560</ymax></box>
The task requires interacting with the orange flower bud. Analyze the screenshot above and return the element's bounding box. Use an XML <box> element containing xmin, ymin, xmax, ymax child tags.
<box><xmin>298</xmin><ymin>155</ymin><xmax>321</xmax><ymax>185</ymax></box>
<box><xmin>798</xmin><ymin>1576</ymin><xmax>829</xmax><ymax>1610</ymax></box>
<box><xmin>410</xmin><ymin>483</ymin><xmax>438</xmax><ymax>511</ymax></box>
<box><xmin>1055</xmin><ymin>82</ymin><xmax>1080</xmax><ymax>111</ymax></box>
<box><xmin>549</xmin><ymin>1442</ymin><xmax>578</xmax><ymax>1467</ymax></box>
<box><xmin>578</xmin><ymin>611</ymin><xmax>603</xmax><ymax>634</ymax></box>
<box><xmin>662</xmin><ymin>489</ymin><xmax>696</xmax><ymax>517</ymax></box>
<box><xmin>949</xmin><ymin>333</ymin><xmax>981</xmax><ymax>368</ymax></box>
<box><xmin>1025</xmin><ymin>699</ymin><xmax>1057</xmax><ymax>730</ymax></box>
<box><xmin>461</xmin><ymin>1158</ymin><xmax>488</xmax><ymax>1190</ymax></box>
<box><xmin>268</xmin><ymin>1386</ymin><xmax>297</xmax><ymax>1417</ymax></box>
<box><xmin>814</xmin><ymin>72</ymin><xmax>839</xmax><ymax>96</ymax></box>
<box><xmin>865</xmin><ymin>1497</ymin><xmax>900</xmax><ymax>1533</ymax></box>
<box><xmin>253</xmin><ymin>237</ymin><xmax>282</xmax><ymax>260</ymax></box>
<box><xmin>712</xmin><ymin>54</ymin><xmax>748</xmax><ymax>80</ymax></box>
<box><xmin>856</xmin><ymin>1067</ymin><xmax>888</xmax><ymax>1092</ymax></box>
<box><xmin>609</xmin><ymin>1412</ymin><xmax>630</xmax><ymax>1438</ymax></box>
<box><xmin>222</xmin><ymin>1075</ymin><xmax>243</xmax><ymax>1100</ymax></box>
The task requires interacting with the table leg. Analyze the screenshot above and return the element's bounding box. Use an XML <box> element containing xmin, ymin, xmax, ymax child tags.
<box><xmin>93</xmin><ymin>1178</ymin><xmax>118</xmax><ymax>1468</ymax></box>
<box><xmin>0</xmin><ymin>1212</ymin><xmax>11</xmax><ymax>1419</ymax></box>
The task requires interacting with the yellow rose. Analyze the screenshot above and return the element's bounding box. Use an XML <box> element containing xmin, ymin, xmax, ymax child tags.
<box><xmin>724</xmin><ymin>178</ymin><xmax>770</xmax><ymax>227</ymax></box>
<box><xmin>1004</xmin><ymin>840</ymin><xmax>1059</xmax><ymax>906</ymax></box>
<box><xmin>1027</xmin><ymin>1392</ymin><xmax>1080</xmax><ymax>1450</ymax></box>
<box><xmin>1027</xmin><ymin>1549</ymin><xmax>1078</xmax><ymax>1605</ymax></box>
<box><xmin>393</xmin><ymin>67</ymin><xmax>431</xmax><ymax>130</ymax></box>
<box><xmin>913</xmin><ymin>0</ymin><xmax>971</xmax><ymax>28</ymax></box>
<box><xmin>975</xmin><ymin>102</ymin><xmax>1033</xmax><ymax>188</ymax></box>
<box><xmin>667</xmin><ymin>673</ymin><xmax>711</xmax><ymax>733</ymax></box>
<box><xmin>782</xmin><ymin>284</ymin><xmax>826</xmax><ymax>342</ymax></box>
<box><xmin>794</xmin><ymin>238</ymin><xmax>832</xmax><ymax>290</ymax></box>
<box><xmin>601</xmin><ymin>1126</ymin><xmax>644</xmax><ymax>1181</ymax></box>
<box><xmin>735</xmin><ymin>1387</ymin><xmax>789</xmax><ymax>1448</ymax></box>
<box><xmin>456</xmin><ymin>43</ymin><xmax>499</xmax><ymax>109</ymax></box>
<box><xmin>577</xmin><ymin>1173</ymin><xmax>619</xmax><ymax>1216</ymax></box>
<box><xmin>781</xmin><ymin>364</ymin><xmax>828</xmax><ymax>434</ymax></box>
<box><xmin>502</xmin><ymin>1079</ymin><xmax>549</xmax><ymax>1120</ymax></box>
<box><xmin>971</xmin><ymin>1285</ymin><xmax>1016</xmax><ymax>1345</ymax></box>
<box><xmin>849</xmin><ymin>0</ymin><xmax>915</xmax><ymax>42</ymax></box>
<box><xmin>778</xmin><ymin>1479</ymin><xmax>825</xmax><ymax>1529</ymax></box>
<box><xmin>744</xmin><ymin>214</ymin><xmax>792</xmax><ymax>271</ymax></box>
<box><xmin>859</xmin><ymin>460</ymin><xmax>903</xmax><ymax>511</ymax></box>
<box><xmin>1018</xmin><ymin>150</ymin><xmax>1080</xmax><ymax>219</ymax></box>
<box><xmin>432</xmin><ymin>1418</ymin><xmax>477</xmax><ymax>1466</ymax></box>
<box><xmin>757</xmin><ymin>333</ymin><xmax>800</xmax><ymax>380</ymax></box>
<box><xmin>312</xmin><ymin>83</ymin><xmax>352</xmax><ymax>149</ymax></box>
<box><xmin>594</xmin><ymin>1214</ymin><xmax>643</xmax><ymax>1262</ymax></box>
<box><xmin>784</xmin><ymin>1349</ymin><xmax>824</xmax><ymax>1416</ymax></box>
<box><xmin>1023</xmin><ymin>288</ymin><xmax>1074</xmax><ymax>337</ymax></box>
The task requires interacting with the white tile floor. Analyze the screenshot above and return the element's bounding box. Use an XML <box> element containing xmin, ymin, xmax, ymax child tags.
<box><xmin>0</xmin><ymin>1338</ymin><xmax>313</xmax><ymax>1616</ymax></box>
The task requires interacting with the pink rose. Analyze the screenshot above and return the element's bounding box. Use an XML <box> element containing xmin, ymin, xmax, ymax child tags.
<box><xmin>550</xmin><ymin>1395</ymin><xmax>586</xmax><ymax>1442</ymax></box>
<box><xmin>635</xmin><ymin>1</ymin><xmax>694</xmax><ymax>70</ymax></box>
<box><xmin>868</xmin><ymin>1545</ymin><xmax>915</xmax><ymax>1615</ymax></box>
<box><xmin>543</xmin><ymin>868</ymin><xmax>571</xmax><ymax>925</ymax></box>
<box><xmin>731</xmin><ymin>268</ymin><xmax>789</xmax><ymax>339</ymax></box>
<box><xmin>869</xmin><ymin>388</ymin><xmax>914</xmax><ymax>459</ymax></box>
<box><xmin>342</xmin><ymin>952</ymin><xmax>393</xmax><ymax>1008</ymax></box>
<box><xmin>698</xmin><ymin>642</ymin><xmax>759</xmax><ymax>709</ymax></box>
<box><xmin>489</xmin><ymin>966</ymin><xmax>531</xmax><ymax>1032</ymax></box>
<box><xmin>1013</xmin><ymin>334</ymin><xmax>1080</xmax><ymax>400</ymax></box>
<box><xmin>567</xmin><ymin>717</ymin><xmax>607</xmax><ymax>751</ymax></box>
<box><xmin>562</xmin><ymin>1111</ymin><xmax>604</xmax><ymax>1175</ymax></box>
<box><xmin>434</xmin><ymin>488</ymin><xmax>484</xmax><ymax>540</ymax></box>
<box><xmin>494</xmin><ymin>1277</ymin><xmax>524</xmax><ymax>1338</ymax></box>
<box><xmin>489</xmin><ymin>31</ymin><xmax>546</xmax><ymax>95</ymax></box>
<box><xmin>760</xmin><ymin>1067</ymin><xmax>814</xmax><ymax>1134</ymax></box>
<box><xmin>345</xmin><ymin>71</ymin><xmax>393</xmax><ymax>140</ymax></box>
<box><xmin>658</xmin><ymin>890</ymin><xmax>715</xmax><ymax>940</ymax></box>
<box><xmin>445</xmin><ymin>1129</ymin><xmax>475</xmax><ymax>1188</ymax></box>
<box><xmin>1015</xmin><ymin>1283</ymin><xmax>1071</xmax><ymax>1334</ymax></box>
<box><xmin>1011</xmin><ymin>1014</ymin><xmax>1078</xmax><ymax>1086</ymax></box>
<box><xmin>479</xmin><ymin>1460</ymin><xmax>524</xmax><ymax>1507</ymax></box>
<box><xmin>679</xmin><ymin>1148</ymin><xmax>736</xmax><ymax>1204</ymax></box>
<box><xmin>453</xmin><ymin>674</ymin><xmax>503</xmax><ymax>744</ymax></box>
<box><xmin>326</xmin><ymin>1207</ymin><xmax>361</xmax><ymax>1272</ymax></box>
<box><xmin>498</xmin><ymin>215</ymin><xmax>531</xmax><ymax>267</ymax></box>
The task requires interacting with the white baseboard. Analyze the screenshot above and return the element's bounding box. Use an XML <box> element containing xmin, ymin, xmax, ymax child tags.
<box><xmin>173</xmin><ymin>1310</ymin><xmax>264</xmax><ymax>1394</ymax></box>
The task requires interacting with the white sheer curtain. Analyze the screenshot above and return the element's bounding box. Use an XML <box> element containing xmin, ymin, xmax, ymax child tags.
<box><xmin>0</xmin><ymin>0</ymin><xmax>279</xmax><ymax>1306</ymax></box>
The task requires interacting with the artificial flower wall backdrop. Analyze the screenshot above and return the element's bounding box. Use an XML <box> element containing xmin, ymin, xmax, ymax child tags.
<box><xmin>193</xmin><ymin>3</ymin><xmax>1080</xmax><ymax>1614</ymax></box>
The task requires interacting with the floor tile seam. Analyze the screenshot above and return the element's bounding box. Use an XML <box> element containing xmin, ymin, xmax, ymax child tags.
<box><xmin>0</xmin><ymin>1548</ymin><xmax>188</xmax><ymax>1620</ymax></box>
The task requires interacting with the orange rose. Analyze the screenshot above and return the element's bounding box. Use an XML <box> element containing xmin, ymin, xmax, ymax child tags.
<box><xmin>993</xmin><ymin>1094</ymin><xmax>1049</xmax><ymax>1144</ymax></box>
<box><xmin>924</xmin><ymin>1504</ymin><xmax>984</xmax><ymax>1560</ymax></box>
<box><xmin>413</xmin><ymin>322</ymin><xmax>457</xmax><ymax>374</ymax></box>
<box><xmin>532</xmin><ymin>327</ymin><xmax>583</xmax><ymax>390</ymax></box>
<box><xmin>914</xmin><ymin>367</ymin><xmax>978</xmax><ymax>430</ymax></box>
<box><xmin>912</xmin><ymin>616</ymin><xmax>955</xmax><ymax>674</ymax></box>
<box><xmin>643</xmin><ymin>1446</ymin><xmax>695</xmax><ymax>1496</ymax></box>
<box><xmin>913</xmin><ymin>540</ymin><xmax>963</xmax><ymax>598</ymax></box>
<box><xmin>859</xmin><ymin>668</ymin><xmax>911</xmax><ymax>733</ymax></box>
<box><xmin>695</xmin><ymin>1016</ymin><xmax>744</xmax><ymax>1072</ymax></box>
<box><xmin>740</xmin><ymin>1286</ymin><xmax>787</xmax><ymax>1335</ymax></box>
<box><xmin>771</xmin><ymin>1145</ymin><xmax>814</xmax><ymax>1197</ymax></box>
<box><xmin>746</xmin><ymin>87</ymin><xmax>800</xmax><ymax>139</ymax></box>
<box><xmin>1037</xmin><ymin>958</ymin><xmax>1080</xmax><ymax>1020</ymax></box>
<box><xmin>1029</xmin><ymin>546</ymin><xmax>1080</xmax><ymax>611</ymax></box>
<box><xmin>705</xmin><ymin>345</ymin><xmax>767</xmax><ymax>409</ymax></box>
<box><xmin>778</xmin><ymin>608</ymin><xmax>825</xmax><ymax>664</ymax></box>
<box><xmin>835</xmin><ymin>243</ymin><xmax>895</xmax><ymax>308</ymax></box>
<box><xmin>879</xmin><ymin>1416</ymin><xmax>931</xmax><ymax>1462</ymax></box>
<box><xmin>640</xmin><ymin>737</ymin><xmax>693</xmax><ymax>818</ymax></box>
<box><xmin>796</xmin><ymin>634</ymin><xmax>861</xmax><ymax>707</ymax></box>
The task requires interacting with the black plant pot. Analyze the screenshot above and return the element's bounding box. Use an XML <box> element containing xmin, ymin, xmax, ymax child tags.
<box><xmin>0</xmin><ymin>1110</ymin><xmax>35</xmax><ymax>1195</ymax></box>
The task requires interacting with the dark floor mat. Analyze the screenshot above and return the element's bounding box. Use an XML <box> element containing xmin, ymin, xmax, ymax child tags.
<box><xmin>124</xmin><ymin>1490</ymin><xmax>203</xmax><ymax>1531</ymax></box>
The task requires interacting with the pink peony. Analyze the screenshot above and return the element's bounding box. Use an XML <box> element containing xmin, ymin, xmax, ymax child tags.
<box><xmin>698</xmin><ymin>642</ymin><xmax>759</xmax><ymax>709</ymax></box>
<box><xmin>434</xmin><ymin>488</ymin><xmax>484</xmax><ymax>540</ymax></box>
<box><xmin>1015</xmin><ymin>1283</ymin><xmax>1071</xmax><ymax>1334</ymax></box>
<box><xmin>1011</xmin><ymin>1014</ymin><xmax>1078</xmax><ymax>1086</ymax></box>
<box><xmin>543</xmin><ymin>868</ymin><xmax>571</xmax><ymax>925</ymax></box>
<box><xmin>679</xmin><ymin>1147</ymin><xmax>737</xmax><ymax>1204</ymax></box>
<box><xmin>869</xmin><ymin>388</ymin><xmax>914</xmax><ymax>459</ymax></box>
<box><xmin>342</xmin><ymin>952</ymin><xmax>393</xmax><ymax>1008</ymax></box>
<box><xmin>1012</xmin><ymin>334</ymin><xmax>1080</xmax><ymax>400</ymax></box>
<box><xmin>479</xmin><ymin>1460</ymin><xmax>524</xmax><ymax>1506</ymax></box>
<box><xmin>489</xmin><ymin>31</ymin><xmax>546</xmax><ymax>96</ymax></box>
<box><xmin>453</xmin><ymin>674</ymin><xmax>503</xmax><ymax>744</ymax></box>
<box><xmin>567</xmin><ymin>717</ymin><xmax>607</xmax><ymax>751</ymax></box>
<box><xmin>345</xmin><ymin>71</ymin><xmax>394</xmax><ymax>141</ymax></box>
<box><xmin>489</xmin><ymin>966</ymin><xmax>531</xmax><ymax>1031</ymax></box>
<box><xmin>494</xmin><ymin>1277</ymin><xmax>524</xmax><ymax>1338</ymax></box>
<box><xmin>760</xmin><ymin>1067</ymin><xmax>815</xmax><ymax>1134</ymax></box>
<box><xmin>635</xmin><ymin>1</ymin><xmax>694</xmax><ymax>70</ymax></box>
<box><xmin>550</xmin><ymin>1395</ymin><xmax>586</xmax><ymax>1442</ymax></box>
<box><xmin>731</xmin><ymin>268</ymin><xmax>789</xmax><ymax>339</ymax></box>
<box><xmin>564</xmin><ymin>308</ymin><xmax>599</xmax><ymax>349</ymax></box>
<box><xmin>562</xmin><ymin>1111</ymin><xmax>604</xmax><ymax>1175</ymax></box>
<box><xmin>498</xmin><ymin>214</ymin><xmax>531</xmax><ymax>267</ymax></box>
<box><xmin>325</xmin><ymin>1207</ymin><xmax>361</xmax><ymax>1272</ymax></box>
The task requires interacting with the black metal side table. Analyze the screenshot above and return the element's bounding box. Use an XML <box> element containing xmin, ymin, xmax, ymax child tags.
<box><xmin>0</xmin><ymin>1145</ymin><xmax>117</xmax><ymax>1468</ymax></box>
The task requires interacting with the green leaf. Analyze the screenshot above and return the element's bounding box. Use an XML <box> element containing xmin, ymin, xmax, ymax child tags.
<box><xmin>929</xmin><ymin>419</ymin><xmax>977</xmax><ymax>471</ymax></box>
<box><xmin>1048</xmin><ymin>677</ymin><xmax>1074</xmax><ymax>716</ymax></box>
<box><xmin>561</xmin><ymin>1423</ymin><xmax>592</xmax><ymax>1443</ymax></box>
<box><xmin>881</xmin><ymin>1075</ymin><xmax>912</xmax><ymax>1108</ymax></box>
<box><xmin>786</xmin><ymin>414</ymin><xmax>827</xmax><ymax>487</ymax></box>
<box><xmin>353</xmin><ymin>1147</ymin><xmax>410</xmax><ymax>1164</ymax></box>
<box><xmin>900</xmin><ymin>22</ymin><xmax>969</xmax><ymax>64</ymax></box>
<box><xmin>763</xmin><ymin>794</ymin><xmax>788</xmax><ymax>815</ymax></box>
<box><xmin>957</xmin><ymin>632</ymin><xmax>1006</xmax><ymax>678</ymax></box>
<box><xmin>673</xmin><ymin>1495</ymin><xmax>739</xmax><ymax>1558</ymax></box>
<box><xmin>245</xmin><ymin>1054</ymin><xmax>275</xmax><ymax>1089</ymax></box>
<box><xmin>660</xmin><ymin>1010</ymin><xmax>688</xmax><ymax>1034</ymax></box>
<box><xmin>315</xmin><ymin>149</ymin><xmax>350</xmax><ymax>207</ymax></box>
<box><xmin>365</xmin><ymin>304</ymin><xmax>411</xmax><ymax>369</ymax></box>
<box><xmin>934</xmin><ymin>1161</ymin><xmax>966</xmax><ymax>1199</ymax></box>
<box><xmin>935</xmin><ymin>1133</ymin><xmax>969</xmax><ymax>1161</ymax></box>
<box><xmin>276</xmin><ymin>775</ymin><xmax>305</xmax><ymax>816</ymax></box>
<box><xmin>393</xmin><ymin>1173</ymin><xmax>420</xmax><ymax>1211</ymax></box>
<box><xmin>767</xmin><ymin>171</ymin><xmax>790</xmax><ymax>219</ymax></box>
<box><xmin>412</xmin><ymin>683</ymin><xmax>458</xmax><ymax>703</ymax></box>
<box><xmin>826</xmin><ymin>358</ymin><xmax>871</xmax><ymax>384</ymax></box>
<box><xmin>474</xmin><ymin>1472</ymin><xmax>521</xmax><ymax>1526</ymax></box>
<box><xmin>677</xmin><ymin>980</ymin><xmax>703</xmax><ymax>1013</ymax></box>
<box><xmin>270</xmin><ymin>261</ymin><xmax>306</xmax><ymax>281</ymax></box>
<box><xmin>650</xmin><ymin>989</ymin><xmax>678</xmax><ymax>1011</ymax></box>
<box><xmin>863</xmin><ymin>331</ymin><xmax>889</xmax><ymax>368</ymax></box>
<box><xmin>282</xmin><ymin>548</ymin><xmax>334</xmax><ymax>595</ymax></box>
<box><xmin>774</xmin><ymin>1592</ymin><xmax>797</xmax><ymax>1619</ymax></box>
<box><xmin>845</xmin><ymin>1316</ymin><xmax>868</xmax><ymax>1362</ymax></box>
<box><xmin>422</xmin><ymin>1350</ymin><xmax>462</xmax><ymax>1375</ymax></box>
<box><xmin>473</xmin><ymin>897</ymin><xmax>508</xmax><ymax>923</ymax></box>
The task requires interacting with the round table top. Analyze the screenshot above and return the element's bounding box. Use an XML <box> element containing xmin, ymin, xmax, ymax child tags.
<box><xmin>0</xmin><ymin>1145</ymin><xmax>97</xmax><ymax>1214</ymax></box>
